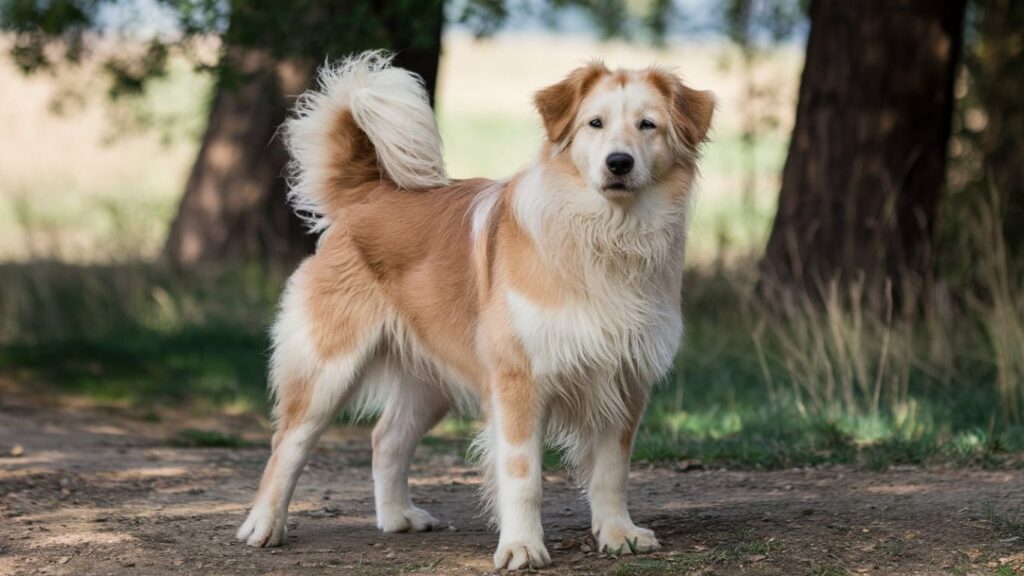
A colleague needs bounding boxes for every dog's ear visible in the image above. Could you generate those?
[670,84,716,150]
[534,62,608,143]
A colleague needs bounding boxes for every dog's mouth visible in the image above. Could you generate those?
[600,181,636,199]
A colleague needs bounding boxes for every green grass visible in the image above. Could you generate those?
[983,502,1024,544]
[170,428,246,448]
[2,257,1023,471]
[0,262,281,410]
[612,558,675,576]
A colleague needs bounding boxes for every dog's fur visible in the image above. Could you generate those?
[236,51,714,570]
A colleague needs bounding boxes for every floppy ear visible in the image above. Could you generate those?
[533,62,608,143]
[671,84,716,149]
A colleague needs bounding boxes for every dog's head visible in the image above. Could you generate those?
[534,63,715,202]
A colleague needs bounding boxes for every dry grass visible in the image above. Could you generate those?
[0,40,206,261]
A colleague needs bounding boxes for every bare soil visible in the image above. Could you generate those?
[1,384,1022,576]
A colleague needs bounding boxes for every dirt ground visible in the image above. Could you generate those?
[1,385,1023,576]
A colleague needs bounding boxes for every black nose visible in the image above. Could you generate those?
[605,153,634,175]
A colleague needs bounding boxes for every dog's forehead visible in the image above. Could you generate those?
[580,71,666,113]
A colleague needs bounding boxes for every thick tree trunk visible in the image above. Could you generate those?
[760,0,967,296]
[162,2,445,267]
[971,0,1024,257]
[161,48,314,266]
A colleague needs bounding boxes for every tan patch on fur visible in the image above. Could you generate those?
[256,443,282,507]
[477,277,540,445]
[645,70,715,148]
[322,110,383,213]
[304,228,387,359]
[505,454,530,478]
[345,179,498,387]
[494,365,536,445]
[534,62,610,142]
[496,198,572,308]
[278,375,313,431]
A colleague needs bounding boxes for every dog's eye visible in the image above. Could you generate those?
[639,119,657,130]
[589,118,603,129]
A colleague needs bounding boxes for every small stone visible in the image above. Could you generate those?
[9,445,23,457]
[57,556,70,565]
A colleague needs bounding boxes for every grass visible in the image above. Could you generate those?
[609,531,776,574]
[983,502,1024,544]
[2,253,1023,471]
[170,428,246,448]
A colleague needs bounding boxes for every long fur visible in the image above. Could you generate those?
[240,53,715,569]
[284,51,449,233]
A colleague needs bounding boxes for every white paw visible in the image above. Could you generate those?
[493,540,551,570]
[594,522,660,556]
[377,506,438,533]
[237,505,286,547]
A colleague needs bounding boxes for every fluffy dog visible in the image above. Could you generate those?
[236,51,714,570]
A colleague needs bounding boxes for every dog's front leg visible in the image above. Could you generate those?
[586,403,660,555]
[490,368,550,570]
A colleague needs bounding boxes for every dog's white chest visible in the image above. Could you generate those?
[506,287,682,382]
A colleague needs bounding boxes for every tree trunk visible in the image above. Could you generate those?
[162,2,445,268]
[971,0,1024,257]
[760,0,967,297]
[161,48,315,266]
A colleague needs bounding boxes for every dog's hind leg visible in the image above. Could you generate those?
[371,366,450,532]
[238,255,385,547]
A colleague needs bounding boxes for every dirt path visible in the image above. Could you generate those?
[1,387,1022,576]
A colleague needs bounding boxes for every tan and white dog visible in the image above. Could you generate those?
[236,51,714,570]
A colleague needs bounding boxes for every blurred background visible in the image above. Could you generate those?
[1,0,1022,469]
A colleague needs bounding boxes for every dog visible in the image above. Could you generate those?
[236,51,714,570]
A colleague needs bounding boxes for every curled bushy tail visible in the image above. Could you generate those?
[284,51,449,232]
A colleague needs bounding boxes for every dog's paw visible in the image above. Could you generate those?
[594,522,660,556]
[377,506,438,533]
[493,540,551,570]
[237,505,286,547]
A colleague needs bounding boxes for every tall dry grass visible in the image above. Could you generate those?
[748,193,1024,429]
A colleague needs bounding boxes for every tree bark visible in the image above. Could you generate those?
[162,2,445,268]
[161,48,315,266]
[760,0,967,297]
[971,0,1024,257]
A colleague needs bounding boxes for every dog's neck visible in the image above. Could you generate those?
[509,162,690,292]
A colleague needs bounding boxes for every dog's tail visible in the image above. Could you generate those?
[284,51,449,232]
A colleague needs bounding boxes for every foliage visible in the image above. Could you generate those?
[946,0,1024,263]
[0,0,445,101]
